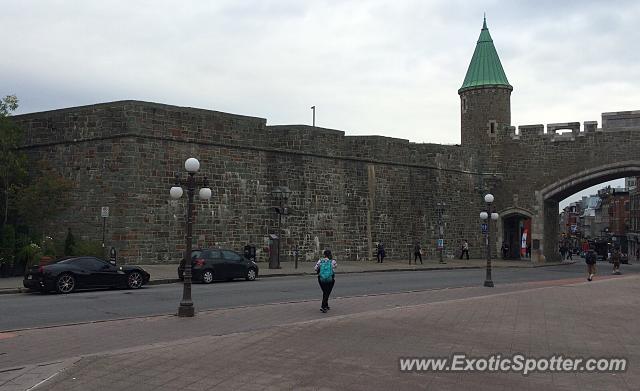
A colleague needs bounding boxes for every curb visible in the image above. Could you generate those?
[0,261,575,295]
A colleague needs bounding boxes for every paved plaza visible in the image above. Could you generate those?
[1,270,637,390]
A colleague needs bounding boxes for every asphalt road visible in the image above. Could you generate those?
[1,261,637,331]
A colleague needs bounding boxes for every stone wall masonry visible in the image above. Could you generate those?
[13,100,495,264]
[602,110,640,130]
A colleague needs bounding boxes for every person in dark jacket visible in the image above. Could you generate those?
[585,249,597,281]
[376,242,386,263]
[413,242,423,265]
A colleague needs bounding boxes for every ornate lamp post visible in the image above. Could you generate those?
[170,158,212,317]
[480,193,499,287]
[271,186,291,269]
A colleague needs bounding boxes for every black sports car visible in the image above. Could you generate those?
[23,256,150,293]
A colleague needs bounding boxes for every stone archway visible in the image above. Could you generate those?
[496,207,534,261]
[533,161,640,263]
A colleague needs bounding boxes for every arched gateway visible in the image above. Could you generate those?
[460,18,640,263]
[10,18,640,264]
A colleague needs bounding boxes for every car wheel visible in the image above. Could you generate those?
[246,268,257,281]
[127,271,144,289]
[56,273,76,294]
[202,269,214,284]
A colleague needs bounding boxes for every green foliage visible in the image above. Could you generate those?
[0,95,75,271]
[15,161,73,233]
[0,224,16,267]
[64,229,76,256]
[72,239,104,258]
[0,95,18,117]
[41,235,62,257]
[16,242,41,273]
[0,95,28,226]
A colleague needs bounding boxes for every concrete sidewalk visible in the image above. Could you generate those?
[2,271,637,390]
[0,258,572,294]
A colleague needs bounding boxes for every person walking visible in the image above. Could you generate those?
[585,248,597,281]
[501,241,509,259]
[611,247,621,275]
[315,249,337,313]
[376,242,386,263]
[459,240,469,260]
[413,242,423,265]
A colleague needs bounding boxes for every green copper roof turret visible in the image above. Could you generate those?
[458,17,512,94]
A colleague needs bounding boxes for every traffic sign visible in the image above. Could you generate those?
[481,223,488,234]
[101,206,110,218]
[437,239,444,249]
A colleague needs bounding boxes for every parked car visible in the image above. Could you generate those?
[23,256,150,294]
[178,248,259,283]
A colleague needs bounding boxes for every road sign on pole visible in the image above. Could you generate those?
[101,207,109,250]
[481,223,488,234]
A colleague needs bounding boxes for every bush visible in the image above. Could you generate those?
[0,225,16,276]
[71,240,104,258]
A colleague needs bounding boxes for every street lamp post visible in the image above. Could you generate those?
[271,186,291,269]
[437,202,446,264]
[170,158,212,317]
[480,193,499,287]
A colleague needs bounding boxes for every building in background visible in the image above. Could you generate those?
[580,196,601,239]
[627,177,640,262]
[597,186,629,253]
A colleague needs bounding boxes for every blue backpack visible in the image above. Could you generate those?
[318,259,334,282]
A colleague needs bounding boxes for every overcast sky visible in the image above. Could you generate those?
[2,1,637,204]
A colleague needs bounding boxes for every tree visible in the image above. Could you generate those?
[0,95,27,225]
[15,161,73,232]
[0,95,18,116]
[64,228,75,256]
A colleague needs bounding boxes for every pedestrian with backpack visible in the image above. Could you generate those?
[315,249,337,313]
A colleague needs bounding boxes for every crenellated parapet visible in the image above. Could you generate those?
[505,110,640,145]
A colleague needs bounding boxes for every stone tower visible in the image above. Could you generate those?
[459,17,512,148]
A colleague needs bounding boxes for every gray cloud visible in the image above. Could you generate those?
[2,0,639,146]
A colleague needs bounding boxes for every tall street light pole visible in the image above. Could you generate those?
[271,186,291,269]
[480,193,499,287]
[170,158,212,317]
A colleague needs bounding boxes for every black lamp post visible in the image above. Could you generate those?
[480,193,499,287]
[170,158,212,317]
[271,186,291,269]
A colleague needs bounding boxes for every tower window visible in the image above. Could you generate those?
[462,97,467,113]
[490,121,496,134]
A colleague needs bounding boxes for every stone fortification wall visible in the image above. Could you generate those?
[14,101,491,264]
[491,111,640,260]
